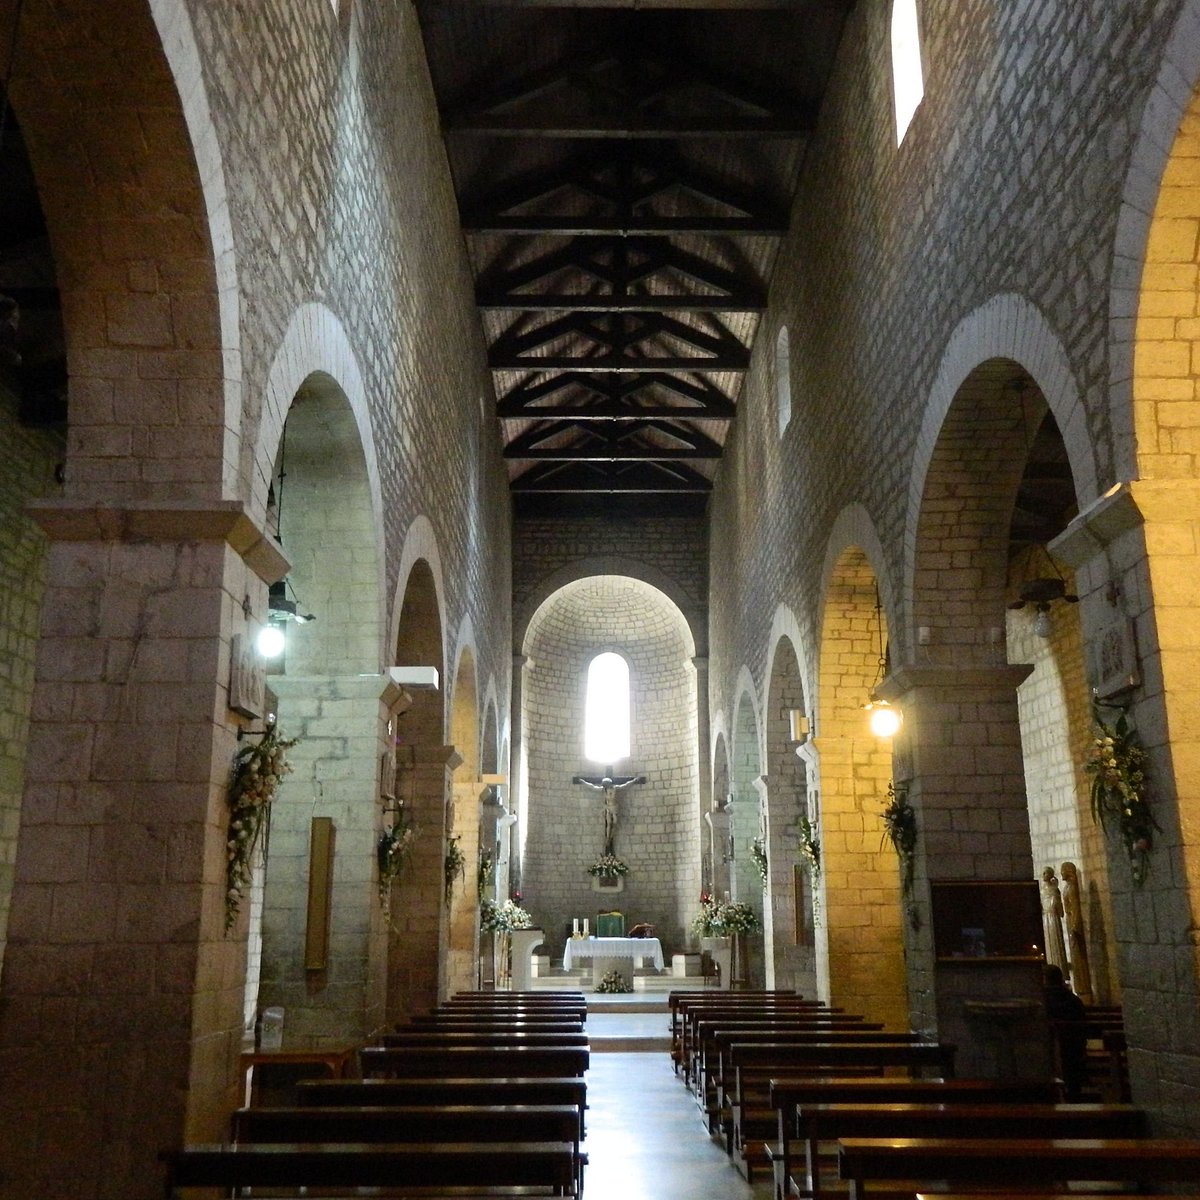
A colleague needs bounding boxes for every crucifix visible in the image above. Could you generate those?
[572,766,646,855]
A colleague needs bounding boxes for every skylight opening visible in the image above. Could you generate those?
[584,651,631,763]
[776,326,792,437]
[891,0,925,146]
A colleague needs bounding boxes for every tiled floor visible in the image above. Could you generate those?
[584,1002,771,1200]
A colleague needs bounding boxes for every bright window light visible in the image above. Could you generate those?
[891,0,925,145]
[584,652,630,763]
[775,326,792,437]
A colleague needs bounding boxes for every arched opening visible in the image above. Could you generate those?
[775,326,792,437]
[388,556,447,1021]
[584,651,632,763]
[708,731,732,901]
[731,689,765,985]
[256,373,384,1043]
[816,551,907,1026]
[764,636,817,994]
[891,0,925,145]
[520,575,700,975]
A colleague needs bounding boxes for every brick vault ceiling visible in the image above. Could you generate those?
[414,0,855,518]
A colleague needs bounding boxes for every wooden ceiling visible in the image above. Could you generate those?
[415,0,855,516]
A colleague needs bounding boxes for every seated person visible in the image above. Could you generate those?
[1044,962,1086,1099]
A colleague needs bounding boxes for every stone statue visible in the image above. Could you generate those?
[1060,861,1093,1003]
[572,769,646,854]
[1040,866,1068,972]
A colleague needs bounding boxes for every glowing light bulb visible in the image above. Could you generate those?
[256,623,286,659]
[866,700,902,738]
[1033,608,1053,639]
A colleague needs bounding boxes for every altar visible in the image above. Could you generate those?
[562,935,665,989]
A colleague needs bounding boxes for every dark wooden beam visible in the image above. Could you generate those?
[488,353,748,372]
[511,460,713,493]
[445,114,811,138]
[463,214,786,236]
[477,291,766,312]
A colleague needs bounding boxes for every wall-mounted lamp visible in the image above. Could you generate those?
[255,578,316,659]
[1007,559,1078,641]
[864,586,902,738]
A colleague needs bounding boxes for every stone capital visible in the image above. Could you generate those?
[877,663,1034,701]
[26,497,289,583]
[1050,480,1143,567]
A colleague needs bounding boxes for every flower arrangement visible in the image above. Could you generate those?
[881,781,917,897]
[719,901,760,935]
[444,834,465,901]
[225,724,296,932]
[596,968,631,994]
[587,853,629,878]
[1086,705,1155,886]
[480,897,535,932]
[691,893,760,937]
[750,837,768,890]
[377,808,417,906]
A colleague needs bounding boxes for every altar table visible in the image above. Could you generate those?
[563,936,664,988]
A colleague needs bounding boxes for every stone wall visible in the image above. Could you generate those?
[0,387,62,970]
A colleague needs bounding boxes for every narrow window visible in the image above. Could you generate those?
[775,326,792,437]
[584,652,630,763]
[891,0,925,145]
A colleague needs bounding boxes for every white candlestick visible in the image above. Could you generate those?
[572,918,580,936]
[582,919,590,937]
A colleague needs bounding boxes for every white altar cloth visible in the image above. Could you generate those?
[563,936,664,971]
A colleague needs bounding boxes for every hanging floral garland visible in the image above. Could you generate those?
[444,834,466,901]
[750,837,769,890]
[1086,705,1155,887]
[377,808,417,906]
[225,724,297,933]
[881,781,917,897]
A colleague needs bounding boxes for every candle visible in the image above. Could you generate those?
[572,918,580,937]
[582,919,590,937]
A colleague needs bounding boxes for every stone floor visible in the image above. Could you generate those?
[583,999,771,1200]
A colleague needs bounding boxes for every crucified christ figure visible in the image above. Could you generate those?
[572,768,646,855]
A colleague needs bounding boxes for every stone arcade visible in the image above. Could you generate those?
[1,1,1200,1196]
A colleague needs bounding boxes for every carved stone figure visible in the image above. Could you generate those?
[1040,866,1068,972]
[1060,861,1093,1004]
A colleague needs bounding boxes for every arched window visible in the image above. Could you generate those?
[775,326,792,436]
[584,652,631,763]
[891,0,925,145]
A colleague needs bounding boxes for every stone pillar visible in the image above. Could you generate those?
[509,653,529,889]
[878,664,1046,1077]
[703,799,731,906]
[385,744,461,1021]
[257,673,404,1047]
[445,777,485,997]
[0,500,284,1199]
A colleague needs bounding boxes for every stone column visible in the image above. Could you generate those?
[385,743,461,1021]
[877,664,1047,1078]
[0,500,284,1198]
[257,673,405,1047]
[509,653,529,889]
[445,777,485,997]
[703,799,731,905]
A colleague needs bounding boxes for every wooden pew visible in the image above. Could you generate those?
[671,993,813,1053]
[297,1076,588,1136]
[164,1141,578,1197]
[719,1040,956,1178]
[230,1103,587,1196]
[411,1014,584,1030]
[359,1043,589,1079]
[837,1136,1200,1200]
[792,1103,1145,1200]
[669,990,799,1044]
[765,1077,1059,1200]
[690,1017,878,1089]
[380,1030,590,1048]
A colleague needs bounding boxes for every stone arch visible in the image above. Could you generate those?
[765,603,815,718]
[254,368,384,1052]
[815,545,908,1027]
[5,0,230,504]
[730,678,765,985]
[707,728,732,900]
[905,295,1098,654]
[1110,0,1200,481]
[481,682,501,777]
[388,552,449,1022]
[764,633,816,993]
[256,305,384,597]
[514,555,703,657]
[520,575,701,963]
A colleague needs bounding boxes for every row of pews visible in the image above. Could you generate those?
[165,990,589,1198]
[668,988,1200,1200]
